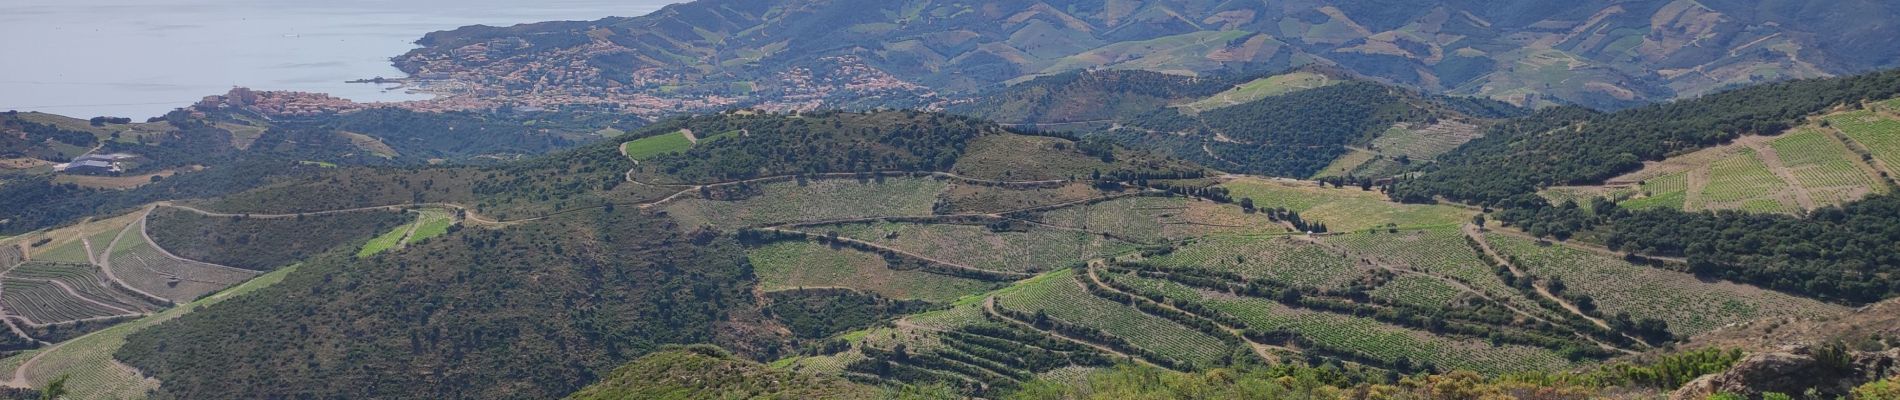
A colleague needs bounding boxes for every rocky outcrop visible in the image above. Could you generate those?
[1672,348,1900,400]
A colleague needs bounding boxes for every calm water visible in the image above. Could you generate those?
[0,0,680,119]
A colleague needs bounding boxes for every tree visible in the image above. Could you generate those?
[40,375,68,400]
[1472,214,1486,229]
[1239,198,1255,212]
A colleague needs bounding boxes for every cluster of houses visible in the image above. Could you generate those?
[53,153,135,175]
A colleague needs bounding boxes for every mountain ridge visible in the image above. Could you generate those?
[385,0,1900,113]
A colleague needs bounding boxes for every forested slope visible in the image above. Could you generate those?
[117,207,774,399]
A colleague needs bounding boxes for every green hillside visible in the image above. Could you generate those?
[9,68,1900,400]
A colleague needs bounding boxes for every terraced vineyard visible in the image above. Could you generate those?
[356,221,413,258]
[1770,128,1889,204]
[1321,229,1560,319]
[777,295,1116,394]
[407,209,455,244]
[1141,236,1362,289]
[1108,272,1575,374]
[0,279,133,324]
[936,182,1108,214]
[0,263,297,399]
[748,241,998,303]
[1697,149,1795,213]
[824,222,1139,274]
[0,245,21,270]
[1367,274,1463,308]
[357,208,458,258]
[1485,233,1846,337]
[663,178,947,230]
[1218,178,1472,232]
[29,241,92,265]
[1030,196,1286,243]
[1622,171,1689,210]
[107,219,257,303]
[1030,196,1182,243]
[994,270,1232,368]
[1829,110,1900,172]
[4,262,160,314]
[1577,111,1897,214]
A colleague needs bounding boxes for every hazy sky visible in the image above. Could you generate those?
[0,0,683,118]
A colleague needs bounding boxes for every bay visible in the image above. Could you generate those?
[0,0,678,119]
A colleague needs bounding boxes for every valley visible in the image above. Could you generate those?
[3,1,1900,398]
[0,105,1886,398]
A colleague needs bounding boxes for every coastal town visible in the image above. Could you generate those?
[199,42,942,119]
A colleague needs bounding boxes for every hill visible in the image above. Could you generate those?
[390,0,1900,112]
[0,106,645,236]
[622,110,1203,185]
[115,206,773,399]
[1383,69,1900,305]
[4,85,1900,399]
[19,110,1183,398]
[953,68,1521,178]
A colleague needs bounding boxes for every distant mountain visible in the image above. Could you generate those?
[395,0,1900,111]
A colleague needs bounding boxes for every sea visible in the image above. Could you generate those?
[0,0,680,119]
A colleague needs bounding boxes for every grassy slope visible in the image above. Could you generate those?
[356,215,418,258]
[1032,196,1288,244]
[621,130,695,161]
[826,221,1140,274]
[1177,71,1336,114]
